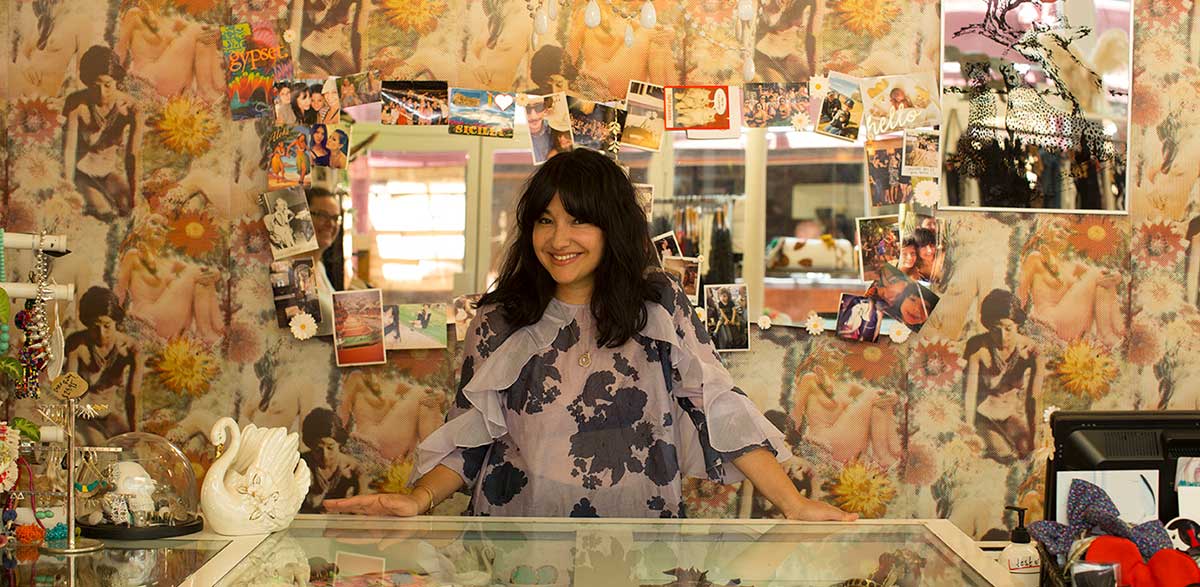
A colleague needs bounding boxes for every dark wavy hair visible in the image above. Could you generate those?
[480,149,658,347]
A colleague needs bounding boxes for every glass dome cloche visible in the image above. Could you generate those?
[77,431,203,539]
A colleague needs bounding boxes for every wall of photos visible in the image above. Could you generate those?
[1,0,1196,539]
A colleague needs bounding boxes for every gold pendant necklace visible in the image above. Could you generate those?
[577,315,593,368]
[578,352,591,368]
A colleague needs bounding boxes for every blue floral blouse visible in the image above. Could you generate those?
[415,275,788,517]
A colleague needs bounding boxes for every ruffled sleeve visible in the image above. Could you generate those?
[640,274,789,485]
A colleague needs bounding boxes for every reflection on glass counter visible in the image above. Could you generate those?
[217,516,1010,587]
[5,538,228,587]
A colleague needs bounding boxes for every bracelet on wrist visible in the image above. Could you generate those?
[412,485,435,514]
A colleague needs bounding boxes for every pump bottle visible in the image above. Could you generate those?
[1002,505,1042,587]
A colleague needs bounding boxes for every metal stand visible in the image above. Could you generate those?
[39,397,102,555]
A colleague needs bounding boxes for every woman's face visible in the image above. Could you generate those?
[532,195,605,299]
[313,125,326,143]
[384,310,396,327]
[93,75,118,107]
[277,87,291,106]
[919,243,937,263]
[898,245,917,271]
[556,133,571,149]
[988,318,1020,351]
[275,198,288,212]
[327,131,342,152]
[900,294,927,325]
[89,316,118,347]
[314,437,340,466]
[296,90,312,111]
[719,290,731,303]
[311,91,326,111]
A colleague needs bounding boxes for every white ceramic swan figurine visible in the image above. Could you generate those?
[200,417,311,536]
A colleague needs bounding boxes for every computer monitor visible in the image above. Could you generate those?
[1045,410,1200,523]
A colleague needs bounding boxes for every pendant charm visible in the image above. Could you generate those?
[578,352,591,368]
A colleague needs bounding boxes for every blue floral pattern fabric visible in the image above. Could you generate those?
[418,274,788,517]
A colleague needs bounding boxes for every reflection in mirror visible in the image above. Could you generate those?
[941,0,1131,211]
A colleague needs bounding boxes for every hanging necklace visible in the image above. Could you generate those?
[577,313,594,368]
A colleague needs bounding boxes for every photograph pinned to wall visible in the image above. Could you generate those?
[220,23,286,121]
[293,77,341,125]
[859,73,939,139]
[566,96,627,157]
[704,284,750,352]
[836,293,883,342]
[898,204,947,287]
[381,80,448,126]
[448,89,516,138]
[259,186,319,260]
[866,263,940,333]
[621,80,666,152]
[634,183,655,221]
[664,85,731,131]
[314,124,350,169]
[266,125,314,190]
[662,256,701,304]
[337,70,381,108]
[856,215,901,282]
[902,128,941,178]
[652,231,682,262]
[742,82,810,128]
[865,134,911,207]
[332,290,387,367]
[384,303,449,351]
[451,294,483,342]
[688,86,742,140]
[815,72,864,141]
[270,257,322,328]
[525,92,573,164]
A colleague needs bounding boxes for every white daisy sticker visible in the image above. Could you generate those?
[289,312,317,341]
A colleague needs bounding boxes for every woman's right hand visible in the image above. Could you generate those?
[323,493,422,517]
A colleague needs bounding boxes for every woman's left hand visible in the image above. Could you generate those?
[784,497,859,522]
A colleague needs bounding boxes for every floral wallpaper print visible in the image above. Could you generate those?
[1,0,1199,538]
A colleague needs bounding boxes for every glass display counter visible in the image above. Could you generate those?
[1,517,1014,586]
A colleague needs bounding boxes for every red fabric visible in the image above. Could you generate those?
[1148,549,1200,587]
[1083,535,1200,587]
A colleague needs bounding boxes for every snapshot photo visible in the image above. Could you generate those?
[743,82,810,128]
[525,92,573,164]
[566,96,626,157]
[384,303,448,351]
[704,284,750,352]
[337,70,382,108]
[665,85,731,131]
[858,73,940,139]
[259,186,318,260]
[313,123,350,169]
[269,257,322,328]
[902,128,941,177]
[816,72,863,141]
[836,293,883,342]
[652,231,682,262]
[332,289,386,367]
[448,88,516,138]
[451,294,483,342]
[621,80,666,152]
[634,183,655,222]
[866,263,940,332]
[866,134,912,207]
[856,215,901,282]
[898,205,947,287]
[662,256,701,304]
[381,80,448,125]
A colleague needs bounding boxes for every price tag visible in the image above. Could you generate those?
[51,373,89,400]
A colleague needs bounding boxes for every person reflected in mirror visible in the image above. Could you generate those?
[300,407,367,513]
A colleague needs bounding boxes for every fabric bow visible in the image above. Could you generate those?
[1029,479,1173,560]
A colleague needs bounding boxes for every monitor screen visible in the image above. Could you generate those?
[1046,410,1200,523]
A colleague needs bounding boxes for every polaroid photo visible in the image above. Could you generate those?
[334,551,386,581]
[292,77,341,125]
[383,303,448,351]
[687,85,742,140]
[449,88,516,138]
[269,256,322,328]
[311,123,349,169]
[259,187,318,260]
[526,92,574,164]
[665,85,731,131]
[898,204,947,288]
[902,127,941,177]
[634,183,655,222]
[337,70,381,108]
[266,125,314,191]
[865,134,912,208]
[859,73,940,139]
[704,284,751,352]
[662,256,701,304]
[566,96,627,157]
[452,293,483,341]
[855,215,901,282]
[742,82,810,128]
[652,231,682,262]
[815,72,864,142]
[621,80,666,152]
[332,289,387,367]
[867,263,940,333]
[220,23,282,121]
[836,293,883,342]
[381,80,449,126]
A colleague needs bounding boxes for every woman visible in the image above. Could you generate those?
[309,124,331,167]
[964,289,1046,464]
[66,286,144,443]
[63,45,143,220]
[790,367,902,468]
[274,82,296,124]
[710,288,746,350]
[291,83,316,125]
[327,128,349,169]
[325,149,855,521]
[383,306,401,347]
[300,407,368,513]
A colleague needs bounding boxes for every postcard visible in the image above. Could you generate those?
[311,123,350,169]
[337,70,382,108]
[743,82,810,128]
[381,80,448,126]
[634,183,655,222]
[688,86,743,140]
[269,256,322,328]
[526,92,573,164]
[621,80,666,152]
[266,125,315,190]
[856,214,901,283]
[859,73,940,139]
[705,284,750,352]
[384,303,448,350]
[902,127,941,177]
[866,134,912,207]
[665,85,731,131]
[332,289,387,367]
[836,293,883,342]
[451,293,483,342]
[866,263,940,333]
[662,256,701,304]
[566,96,626,157]
[259,187,319,260]
[221,23,286,121]
[815,72,863,142]
[449,88,516,138]
[652,231,681,262]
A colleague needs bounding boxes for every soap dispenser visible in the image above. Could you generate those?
[1002,505,1042,587]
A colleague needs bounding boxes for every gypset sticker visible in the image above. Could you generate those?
[449,89,516,138]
